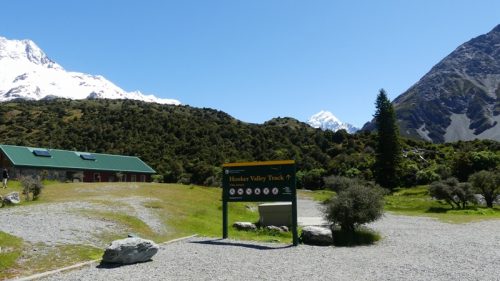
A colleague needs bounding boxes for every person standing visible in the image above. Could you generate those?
[2,168,9,188]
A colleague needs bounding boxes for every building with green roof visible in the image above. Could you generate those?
[0,144,155,182]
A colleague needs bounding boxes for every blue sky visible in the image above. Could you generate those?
[1,1,499,127]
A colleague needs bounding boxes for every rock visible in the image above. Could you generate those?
[245,205,257,212]
[300,226,333,246]
[5,192,20,204]
[102,237,159,264]
[265,225,283,232]
[232,222,257,231]
[264,225,289,232]
[474,194,486,206]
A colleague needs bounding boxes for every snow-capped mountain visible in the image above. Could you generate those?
[308,110,358,133]
[0,36,180,104]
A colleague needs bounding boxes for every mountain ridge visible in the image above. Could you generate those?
[364,24,500,143]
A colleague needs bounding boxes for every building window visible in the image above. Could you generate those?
[122,174,127,182]
[131,175,136,182]
[140,175,146,182]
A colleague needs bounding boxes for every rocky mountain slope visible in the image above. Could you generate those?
[308,110,358,133]
[387,24,500,143]
[0,36,179,104]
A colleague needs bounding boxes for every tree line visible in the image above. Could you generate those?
[0,98,498,189]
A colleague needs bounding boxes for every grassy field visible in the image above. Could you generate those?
[0,181,290,279]
[299,186,500,223]
[298,189,335,202]
[385,186,500,223]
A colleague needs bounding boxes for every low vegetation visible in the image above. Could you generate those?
[469,170,500,208]
[19,176,44,201]
[323,180,385,246]
[324,184,385,233]
[0,231,23,275]
[385,186,500,223]
[331,227,381,247]
[429,178,475,209]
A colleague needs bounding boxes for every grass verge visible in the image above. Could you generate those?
[385,186,500,223]
[303,186,500,223]
[298,189,335,202]
[0,231,23,279]
[331,227,381,247]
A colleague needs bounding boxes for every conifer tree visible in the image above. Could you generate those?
[373,89,402,190]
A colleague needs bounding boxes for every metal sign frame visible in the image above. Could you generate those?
[222,160,298,246]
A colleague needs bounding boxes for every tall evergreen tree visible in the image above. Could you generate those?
[374,89,402,189]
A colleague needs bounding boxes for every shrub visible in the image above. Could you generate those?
[203,176,220,187]
[469,170,500,208]
[344,168,361,178]
[416,169,440,185]
[19,176,44,201]
[429,178,475,209]
[301,168,326,190]
[323,176,363,193]
[453,151,500,181]
[151,174,164,183]
[324,183,385,233]
[400,163,419,187]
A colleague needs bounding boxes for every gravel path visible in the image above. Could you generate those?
[0,197,165,247]
[39,214,500,281]
[297,198,323,217]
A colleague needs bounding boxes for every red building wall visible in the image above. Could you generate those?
[83,171,151,182]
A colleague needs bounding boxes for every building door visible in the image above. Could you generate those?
[94,173,100,182]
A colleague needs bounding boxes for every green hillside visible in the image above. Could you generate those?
[0,99,498,187]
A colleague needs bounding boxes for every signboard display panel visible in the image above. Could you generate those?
[222,160,298,246]
[222,160,295,202]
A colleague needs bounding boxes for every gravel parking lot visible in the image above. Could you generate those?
[39,214,500,281]
[0,197,164,247]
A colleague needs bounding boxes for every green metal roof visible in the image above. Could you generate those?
[0,145,155,174]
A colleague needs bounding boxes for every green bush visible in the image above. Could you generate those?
[429,178,475,209]
[324,183,385,233]
[469,170,500,208]
[453,151,500,181]
[416,169,440,185]
[19,176,44,201]
[301,168,326,190]
[151,174,164,183]
[323,176,363,193]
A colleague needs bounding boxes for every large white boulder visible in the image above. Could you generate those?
[5,192,20,204]
[300,226,333,246]
[102,237,159,264]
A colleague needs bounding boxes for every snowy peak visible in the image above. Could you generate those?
[308,110,358,133]
[0,36,61,69]
[0,36,180,105]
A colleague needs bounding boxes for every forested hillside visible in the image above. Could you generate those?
[0,99,498,187]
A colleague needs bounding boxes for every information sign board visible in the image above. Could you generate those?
[222,160,298,246]
[223,161,295,202]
